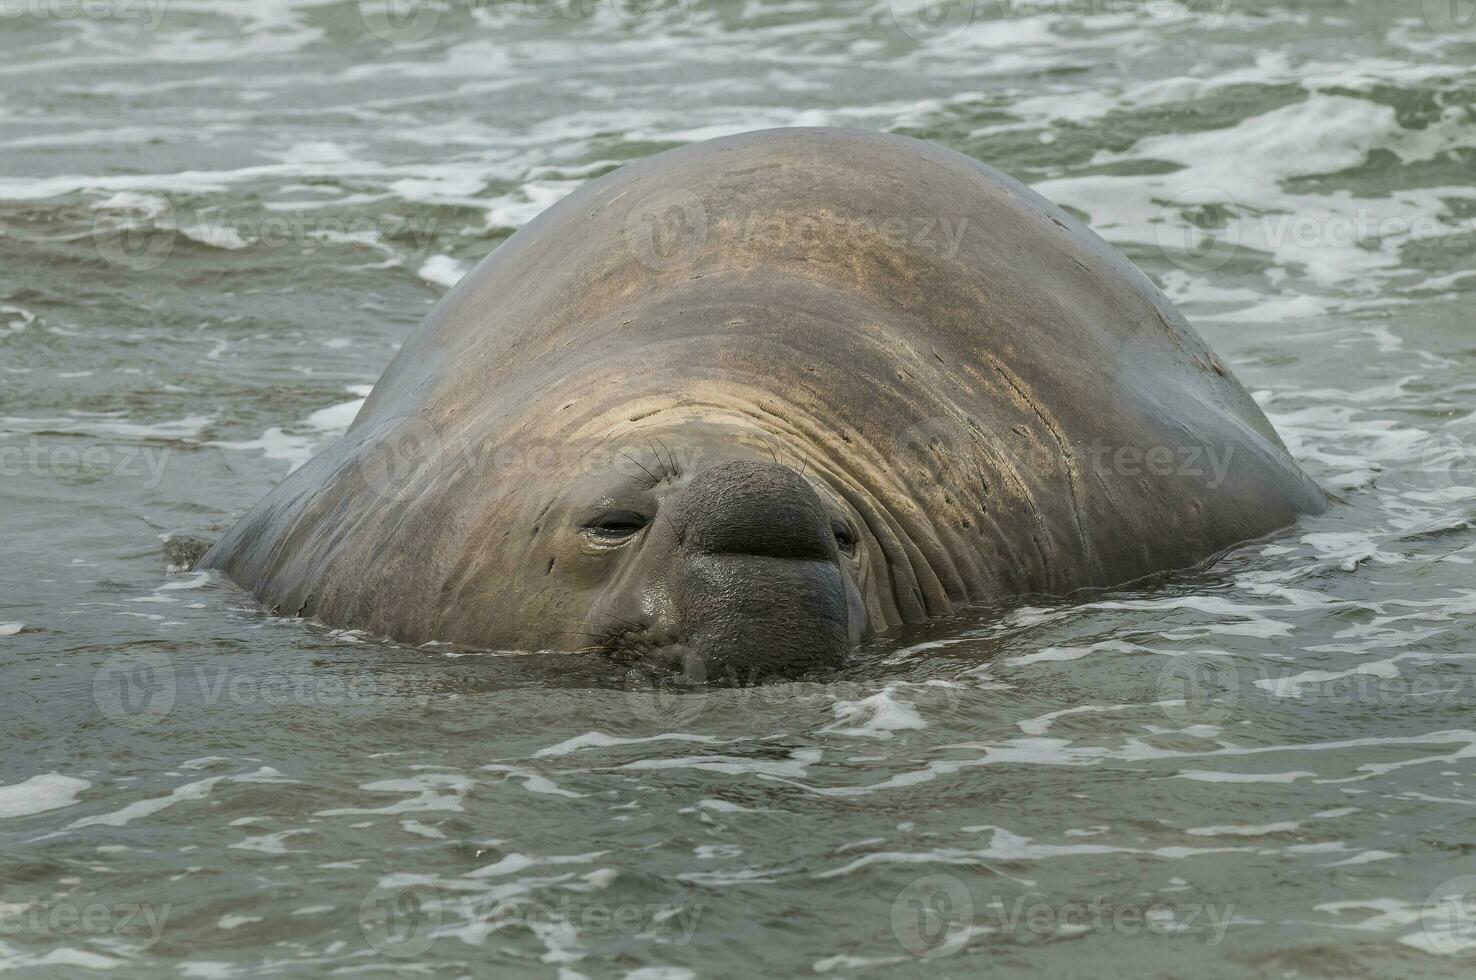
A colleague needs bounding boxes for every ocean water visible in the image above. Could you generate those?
[2,0,1475,975]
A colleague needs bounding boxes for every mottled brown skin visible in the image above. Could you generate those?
[202,128,1325,679]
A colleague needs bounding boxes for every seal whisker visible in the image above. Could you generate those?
[655,438,680,480]
[619,451,661,489]
[646,440,673,484]
[582,609,647,634]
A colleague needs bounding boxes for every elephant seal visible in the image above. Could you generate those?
[202,128,1325,680]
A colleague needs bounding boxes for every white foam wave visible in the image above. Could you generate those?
[0,774,91,820]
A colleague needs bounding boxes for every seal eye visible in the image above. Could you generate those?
[584,510,649,542]
[831,519,856,555]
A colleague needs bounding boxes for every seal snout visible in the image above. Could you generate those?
[674,460,838,562]
[662,459,855,681]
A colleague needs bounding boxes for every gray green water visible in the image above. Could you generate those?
[2,0,1476,976]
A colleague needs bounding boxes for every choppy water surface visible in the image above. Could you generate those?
[3,0,1475,975]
